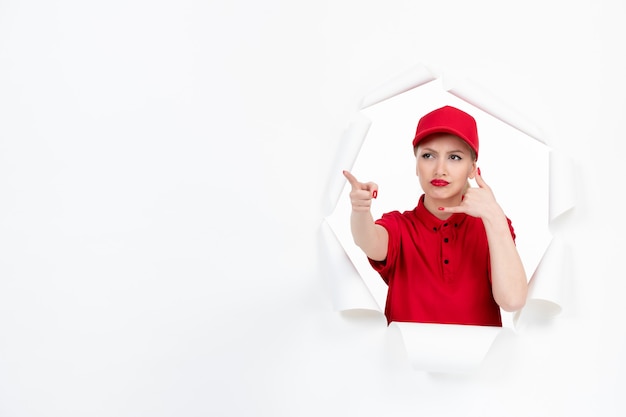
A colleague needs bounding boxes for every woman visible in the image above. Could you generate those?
[342,105,527,326]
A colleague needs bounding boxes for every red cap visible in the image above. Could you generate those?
[412,105,479,159]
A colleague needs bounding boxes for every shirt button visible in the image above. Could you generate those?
[444,259,449,264]
[443,238,449,243]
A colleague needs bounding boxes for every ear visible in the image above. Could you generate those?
[468,161,477,179]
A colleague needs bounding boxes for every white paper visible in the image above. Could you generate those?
[514,236,570,328]
[392,322,502,373]
[549,150,576,222]
[360,63,437,109]
[444,75,546,144]
[323,113,372,216]
[319,219,381,313]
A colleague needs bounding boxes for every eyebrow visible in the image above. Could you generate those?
[421,147,467,154]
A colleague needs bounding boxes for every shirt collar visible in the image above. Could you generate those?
[415,194,467,232]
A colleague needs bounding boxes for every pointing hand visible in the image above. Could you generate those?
[343,170,378,212]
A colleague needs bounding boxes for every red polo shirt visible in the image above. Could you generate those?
[369,195,515,327]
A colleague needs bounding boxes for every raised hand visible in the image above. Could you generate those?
[438,168,503,219]
[342,170,378,212]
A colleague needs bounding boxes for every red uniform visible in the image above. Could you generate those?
[369,195,515,327]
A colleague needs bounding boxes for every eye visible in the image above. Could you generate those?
[449,154,462,161]
[421,153,433,159]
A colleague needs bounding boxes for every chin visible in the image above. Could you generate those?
[427,187,461,200]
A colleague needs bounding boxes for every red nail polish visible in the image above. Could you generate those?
[372,190,378,199]
[438,207,444,211]
[477,167,481,175]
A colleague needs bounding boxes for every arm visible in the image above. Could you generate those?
[480,206,528,312]
[342,171,389,262]
[439,169,528,312]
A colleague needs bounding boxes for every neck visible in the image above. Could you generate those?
[423,195,462,220]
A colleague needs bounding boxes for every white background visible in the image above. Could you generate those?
[0,1,624,416]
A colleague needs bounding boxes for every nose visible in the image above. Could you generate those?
[434,158,447,176]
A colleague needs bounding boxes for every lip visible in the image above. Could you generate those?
[430,179,450,187]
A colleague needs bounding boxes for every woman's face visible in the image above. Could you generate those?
[415,133,477,202]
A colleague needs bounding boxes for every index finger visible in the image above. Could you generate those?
[342,170,360,189]
[474,167,490,189]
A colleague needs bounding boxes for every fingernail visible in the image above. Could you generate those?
[438,207,444,211]
[372,190,378,199]
[477,167,481,175]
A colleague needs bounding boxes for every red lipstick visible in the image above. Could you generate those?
[430,179,449,187]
